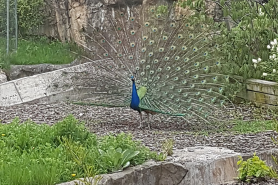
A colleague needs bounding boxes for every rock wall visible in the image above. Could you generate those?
[35,0,222,42]
[35,0,163,42]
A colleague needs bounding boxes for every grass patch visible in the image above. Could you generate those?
[0,36,81,69]
[230,120,275,134]
[0,115,159,185]
[185,120,277,136]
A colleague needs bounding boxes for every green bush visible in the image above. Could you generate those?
[237,153,278,182]
[0,0,45,36]
[179,0,278,80]
[0,116,159,185]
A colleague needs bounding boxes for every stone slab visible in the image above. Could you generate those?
[246,79,278,96]
[238,89,278,106]
[0,82,22,106]
[0,59,106,107]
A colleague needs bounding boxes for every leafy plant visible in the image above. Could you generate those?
[237,153,278,182]
[98,133,158,168]
[98,146,140,172]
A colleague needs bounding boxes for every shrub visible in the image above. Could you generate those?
[180,0,278,80]
[253,38,278,82]
[237,153,278,182]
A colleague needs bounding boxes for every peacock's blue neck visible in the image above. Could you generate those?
[130,80,140,112]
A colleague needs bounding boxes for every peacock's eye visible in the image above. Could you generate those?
[163,36,168,40]
[170,23,175,27]
[130,30,136,35]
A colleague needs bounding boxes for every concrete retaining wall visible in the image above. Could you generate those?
[0,60,106,106]
[238,79,278,108]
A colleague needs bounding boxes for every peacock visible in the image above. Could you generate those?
[53,1,238,128]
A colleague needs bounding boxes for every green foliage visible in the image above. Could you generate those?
[231,120,275,134]
[98,146,140,172]
[97,133,158,171]
[216,0,278,80]
[53,115,93,146]
[0,0,45,35]
[17,0,45,34]
[254,38,278,82]
[180,0,278,80]
[0,116,159,185]
[237,153,278,182]
[156,138,174,161]
[0,36,80,69]
[62,136,102,185]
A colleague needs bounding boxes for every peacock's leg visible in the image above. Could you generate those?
[147,112,151,129]
[139,112,143,128]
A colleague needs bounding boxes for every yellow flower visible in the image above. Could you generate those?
[71,174,76,177]
[2,134,5,136]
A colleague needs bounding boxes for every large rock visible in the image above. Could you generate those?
[58,161,188,185]
[57,147,278,185]
[8,59,83,80]
[0,69,7,83]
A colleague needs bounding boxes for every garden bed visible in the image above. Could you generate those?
[1,102,278,184]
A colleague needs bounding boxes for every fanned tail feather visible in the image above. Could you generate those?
[49,2,240,124]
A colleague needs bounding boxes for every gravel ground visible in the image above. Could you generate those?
[1,102,278,184]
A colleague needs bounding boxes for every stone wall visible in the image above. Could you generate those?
[34,0,222,43]
[35,0,159,42]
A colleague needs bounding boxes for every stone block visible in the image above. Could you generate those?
[57,161,187,185]
[0,69,7,84]
[0,60,105,107]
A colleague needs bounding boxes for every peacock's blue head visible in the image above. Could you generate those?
[131,76,135,81]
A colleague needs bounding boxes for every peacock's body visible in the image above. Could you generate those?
[55,1,238,128]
